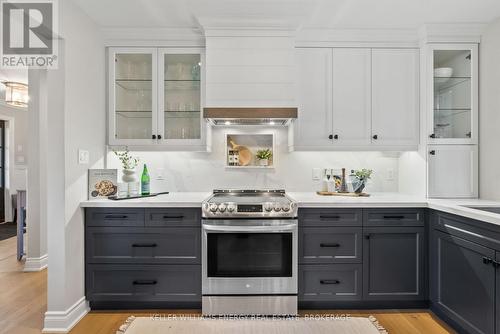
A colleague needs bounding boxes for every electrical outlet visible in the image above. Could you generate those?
[312,168,321,180]
[387,168,395,181]
[78,149,89,165]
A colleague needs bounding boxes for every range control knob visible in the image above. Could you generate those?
[209,203,218,213]
[282,204,290,212]
[227,203,236,212]
[218,203,227,212]
[273,203,282,212]
[264,203,274,212]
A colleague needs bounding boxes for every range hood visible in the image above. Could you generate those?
[203,107,298,126]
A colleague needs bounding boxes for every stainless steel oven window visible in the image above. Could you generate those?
[207,232,293,278]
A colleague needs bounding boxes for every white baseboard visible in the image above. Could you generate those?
[23,253,48,272]
[42,297,90,333]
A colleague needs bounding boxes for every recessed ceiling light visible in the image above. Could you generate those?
[225,121,231,125]
[269,121,275,125]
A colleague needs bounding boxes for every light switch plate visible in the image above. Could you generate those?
[312,168,321,180]
[78,149,89,165]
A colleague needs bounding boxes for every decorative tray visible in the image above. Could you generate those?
[316,191,370,197]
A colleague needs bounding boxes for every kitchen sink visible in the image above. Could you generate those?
[462,206,500,214]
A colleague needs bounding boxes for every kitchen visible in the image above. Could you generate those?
[5,0,500,333]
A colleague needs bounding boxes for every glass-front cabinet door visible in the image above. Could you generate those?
[109,48,157,145]
[158,49,204,145]
[429,44,478,144]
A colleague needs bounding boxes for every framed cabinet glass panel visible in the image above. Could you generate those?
[429,44,478,144]
[109,48,157,145]
[158,49,204,144]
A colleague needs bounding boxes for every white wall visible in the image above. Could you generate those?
[107,127,401,193]
[479,17,500,200]
[44,0,106,331]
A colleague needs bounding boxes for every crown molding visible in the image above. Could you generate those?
[419,23,486,44]
[295,28,420,47]
[101,27,205,47]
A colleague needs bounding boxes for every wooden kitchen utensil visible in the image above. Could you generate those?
[229,138,252,166]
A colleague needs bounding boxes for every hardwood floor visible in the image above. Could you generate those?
[0,236,455,334]
[0,236,47,334]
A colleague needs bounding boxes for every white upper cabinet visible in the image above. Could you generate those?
[331,48,372,146]
[158,48,205,146]
[109,48,158,146]
[295,48,333,147]
[371,49,419,147]
[108,47,206,149]
[293,47,419,150]
[428,44,478,145]
[428,145,478,198]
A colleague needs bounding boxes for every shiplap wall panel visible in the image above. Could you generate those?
[205,36,296,107]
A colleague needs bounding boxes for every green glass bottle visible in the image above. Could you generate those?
[141,164,150,195]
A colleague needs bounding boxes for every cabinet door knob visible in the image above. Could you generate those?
[372,135,378,140]
[429,133,436,138]
[364,234,370,240]
[483,257,493,265]
[333,134,339,140]
[152,134,157,139]
[328,134,333,140]
[157,135,162,140]
[429,150,436,155]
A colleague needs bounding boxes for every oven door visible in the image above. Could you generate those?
[202,219,298,295]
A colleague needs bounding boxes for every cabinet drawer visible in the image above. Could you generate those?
[299,227,362,264]
[431,210,500,251]
[299,264,362,301]
[86,264,201,302]
[299,209,362,227]
[145,208,201,227]
[363,208,424,227]
[86,208,145,227]
[86,227,201,264]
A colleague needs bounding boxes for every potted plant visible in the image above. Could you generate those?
[256,148,273,166]
[352,169,373,193]
[113,148,140,195]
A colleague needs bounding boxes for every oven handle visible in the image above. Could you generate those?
[202,224,297,233]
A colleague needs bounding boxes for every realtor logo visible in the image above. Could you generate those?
[1,0,58,68]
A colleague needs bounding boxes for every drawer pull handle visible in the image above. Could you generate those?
[104,215,128,219]
[383,215,405,220]
[320,243,340,248]
[163,215,184,219]
[132,243,157,248]
[319,215,341,220]
[483,257,493,265]
[320,280,340,285]
[493,261,500,268]
[133,280,157,285]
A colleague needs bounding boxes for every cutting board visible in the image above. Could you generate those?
[229,138,252,166]
[316,191,370,197]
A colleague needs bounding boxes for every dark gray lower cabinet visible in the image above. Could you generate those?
[86,227,201,264]
[299,264,362,301]
[85,207,202,308]
[431,230,496,334]
[497,251,500,334]
[299,227,362,264]
[363,226,426,301]
[86,264,201,302]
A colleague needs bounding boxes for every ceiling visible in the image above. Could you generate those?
[72,0,500,30]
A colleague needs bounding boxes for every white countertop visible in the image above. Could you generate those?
[80,192,500,228]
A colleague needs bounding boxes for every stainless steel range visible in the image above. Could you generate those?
[201,189,298,316]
